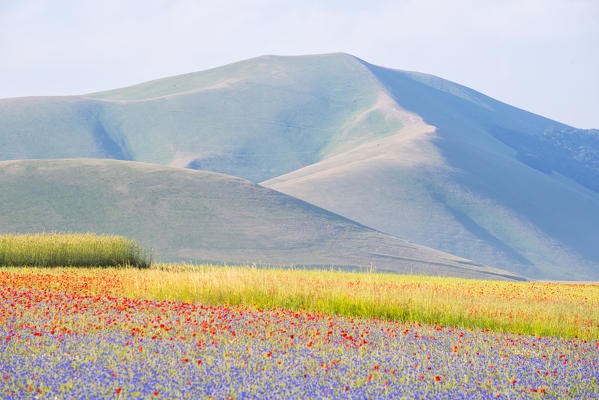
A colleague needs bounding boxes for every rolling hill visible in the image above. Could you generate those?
[0,158,520,280]
[0,53,597,280]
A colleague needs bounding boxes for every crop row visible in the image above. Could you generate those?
[0,233,151,268]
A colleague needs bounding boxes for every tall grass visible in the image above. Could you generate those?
[0,233,151,268]
[116,264,598,339]
[4,263,598,338]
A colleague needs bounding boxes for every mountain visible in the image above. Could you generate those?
[0,53,597,280]
[263,58,599,280]
[0,54,396,182]
[0,159,521,280]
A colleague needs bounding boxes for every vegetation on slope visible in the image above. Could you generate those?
[0,233,150,268]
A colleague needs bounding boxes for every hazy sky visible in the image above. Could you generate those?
[1,0,598,128]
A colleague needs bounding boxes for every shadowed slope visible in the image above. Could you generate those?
[263,57,599,280]
[0,159,520,280]
[0,96,132,161]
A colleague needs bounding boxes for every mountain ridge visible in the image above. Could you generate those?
[264,55,599,280]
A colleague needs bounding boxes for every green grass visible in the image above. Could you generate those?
[0,233,151,268]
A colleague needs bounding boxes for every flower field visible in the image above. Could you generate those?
[1,269,599,399]
[46,264,599,339]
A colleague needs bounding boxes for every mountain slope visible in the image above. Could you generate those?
[0,159,519,280]
[263,57,599,280]
[1,54,402,182]
[1,53,597,279]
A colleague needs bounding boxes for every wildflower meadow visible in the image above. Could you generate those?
[1,267,598,399]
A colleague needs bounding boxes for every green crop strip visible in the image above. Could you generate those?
[0,233,151,268]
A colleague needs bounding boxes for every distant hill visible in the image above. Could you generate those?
[0,53,597,280]
[0,159,520,280]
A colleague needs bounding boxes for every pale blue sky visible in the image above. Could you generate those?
[1,0,597,128]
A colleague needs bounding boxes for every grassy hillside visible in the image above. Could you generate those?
[263,56,599,280]
[0,159,518,280]
[0,96,129,161]
[1,53,597,279]
[0,54,402,182]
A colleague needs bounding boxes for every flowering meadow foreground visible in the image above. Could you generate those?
[1,269,598,399]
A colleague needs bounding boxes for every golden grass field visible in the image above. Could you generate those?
[5,263,598,339]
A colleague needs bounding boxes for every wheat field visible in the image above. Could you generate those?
[0,233,151,268]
